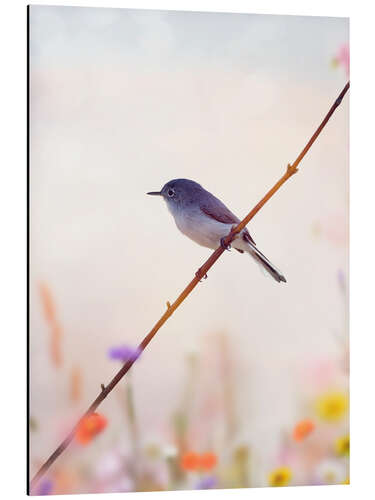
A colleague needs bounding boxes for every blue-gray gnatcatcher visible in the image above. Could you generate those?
[147,178,286,283]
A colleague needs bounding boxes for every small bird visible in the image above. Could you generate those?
[147,179,286,283]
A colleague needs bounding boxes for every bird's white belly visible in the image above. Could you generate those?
[173,211,232,249]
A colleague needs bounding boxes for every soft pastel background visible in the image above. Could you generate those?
[29,6,349,494]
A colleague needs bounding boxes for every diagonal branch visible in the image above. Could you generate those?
[30,81,349,491]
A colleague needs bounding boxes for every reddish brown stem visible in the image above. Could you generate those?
[30,81,349,492]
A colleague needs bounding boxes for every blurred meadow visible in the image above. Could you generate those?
[29,6,349,494]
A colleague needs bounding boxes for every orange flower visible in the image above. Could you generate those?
[293,419,315,442]
[70,365,82,403]
[39,282,63,367]
[180,451,218,471]
[39,282,56,323]
[199,452,217,471]
[75,413,107,445]
[50,323,63,367]
[180,451,200,471]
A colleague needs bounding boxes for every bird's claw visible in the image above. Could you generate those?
[220,237,231,251]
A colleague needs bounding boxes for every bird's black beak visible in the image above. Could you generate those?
[147,191,162,196]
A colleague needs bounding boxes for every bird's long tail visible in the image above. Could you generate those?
[247,241,286,283]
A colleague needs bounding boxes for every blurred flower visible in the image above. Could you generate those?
[199,452,218,471]
[305,358,336,389]
[108,344,142,363]
[293,419,315,442]
[92,450,137,493]
[162,444,178,460]
[315,459,346,485]
[39,282,63,367]
[180,451,200,471]
[233,445,249,462]
[195,475,218,489]
[276,436,298,465]
[144,442,162,460]
[173,411,188,437]
[311,214,348,247]
[53,467,80,495]
[268,466,292,487]
[39,281,56,323]
[335,435,350,456]
[75,413,108,445]
[332,44,350,76]
[232,445,251,488]
[29,416,38,432]
[111,477,134,493]
[70,365,82,403]
[179,451,217,472]
[94,450,125,480]
[36,478,54,495]
[142,438,178,461]
[315,391,348,421]
[337,269,346,295]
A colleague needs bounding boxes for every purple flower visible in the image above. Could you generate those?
[108,345,142,363]
[337,269,346,294]
[36,479,53,495]
[195,475,218,490]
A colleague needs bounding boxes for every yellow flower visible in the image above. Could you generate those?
[268,466,292,487]
[315,391,348,421]
[335,435,350,456]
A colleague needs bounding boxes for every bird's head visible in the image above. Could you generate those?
[147,179,203,209]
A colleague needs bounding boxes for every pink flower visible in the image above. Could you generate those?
[333,44,349,76]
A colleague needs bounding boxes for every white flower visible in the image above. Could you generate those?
[315,459,347,485]
[95,451,123,480]
[162,444,178,459]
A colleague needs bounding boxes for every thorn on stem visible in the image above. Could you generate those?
[166,301,171,309]
[195,268,208,282]
[286,163,298,176]
[100,384,105,392]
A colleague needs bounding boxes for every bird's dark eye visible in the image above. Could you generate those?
[167,189,175,197]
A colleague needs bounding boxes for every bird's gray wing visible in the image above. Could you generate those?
[200,196,239,225]
[200,195,256,245]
